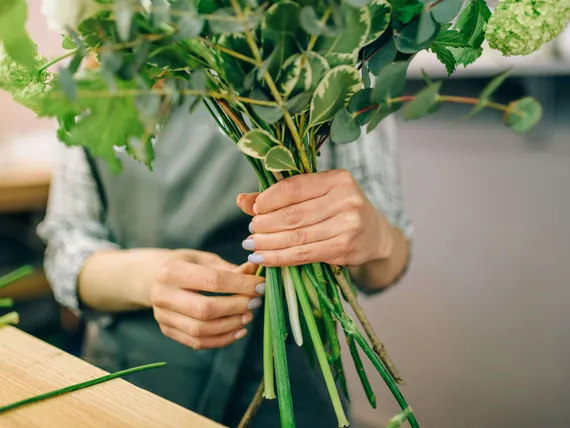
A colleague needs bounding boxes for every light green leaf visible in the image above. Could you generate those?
[506,97,542,133]
[331,108,361,144]
[315,5,371,63]
[264,146,300,172]
[417,7,437,44]
[454,0,491,47]
[365,0,391,43]
[252,103,284,124]
[309,65,362,127]
[371,61,408,104]
[303,52,330,90]
[402,81,442,120]
[431,0,463,23]
[278,54,311,96]
[386,407,413,428]
[0,0,36,69]
[467,70,509,116]
[237,129,280,158]
[62,36,77,50]
[299,6,323,35]
[448,45,482,67]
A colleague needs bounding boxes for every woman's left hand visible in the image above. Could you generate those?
[236,169,395,267]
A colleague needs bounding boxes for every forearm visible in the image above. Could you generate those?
[349,226,410,292]
[78,248,173,312]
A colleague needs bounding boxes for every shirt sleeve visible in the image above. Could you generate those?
[37,145,119,314]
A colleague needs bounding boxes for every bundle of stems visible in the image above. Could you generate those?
[207,99,418,428]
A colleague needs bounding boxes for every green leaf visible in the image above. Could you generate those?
[285,91,313,114]
[417,8,437,44]
[345,0,370,7]
[252,105,284,125]
[468,70,509,116]
[0,0,36,69]
[264,146,299,172]
[448,45,482,67]
[308,65,362,127]
[315,5,371,64]
[430,43,456,75]
[299,6,323,36]
[237,129,280,158]
[366,104,393,132]
[394,0,423,24]
[386,407,413,428]
[278,54,309,96]
[177,12,205,39]
[431,0,463,23]
[263,1,301,35]
[506,97,542,133]
[217,34,255,91]
[454,0,491,47]
[365,0,391,43]
[395,19,441,53]
[58,68,77,101]
[62,36,77,50]
[402,81,442,120]
[150,0,171,27]
[348,88,374,125]
[433,27,470,48]
[114,0,133,41]
[367,39,397,76]
[362,64,371,88]
[209,8,257,33]
[331,108,361,144]
[190,69,208,90]
[371,61,408,104]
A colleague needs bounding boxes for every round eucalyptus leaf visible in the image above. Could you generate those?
[366,104,393,133]
[264,146,300,172]
[506,97,542,133]
[417,8,437,44]
[431,0,464,23]
[309,65,362,127]
[394,19,441,53]
[345,0,370,7]
[402,81,442,120]
[237,129,280,159]
[348,88,374,125]
[300,6,323,35]
[367,39,397,76]
[371,61,409,104]
[331,108,361,144]
[285,91,313,115]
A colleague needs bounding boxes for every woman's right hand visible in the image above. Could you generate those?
[150,250,265,350]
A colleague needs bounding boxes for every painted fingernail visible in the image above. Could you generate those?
[235,328,248,340]
[248,253,264,264]
[242,238,255,251]
[255,282,266,295]
[248,297,262,310]
[253,203,260,215]
[242,312,253,325]
[248,222,253,234]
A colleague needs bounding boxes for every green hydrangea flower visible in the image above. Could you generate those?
[0,46,52,113]
[485,0,570,56]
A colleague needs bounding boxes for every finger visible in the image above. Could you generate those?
[246,216,344,251]
[237,192,259,216]
[254,172,335,215]
[159,323,248,350]
[154,307,253,337]
[251,195,344,233]
[152,287,263,321]
[247,235,352,267]
[157,260,264,296]
[234,261,259,275]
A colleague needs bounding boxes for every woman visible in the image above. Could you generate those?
[37,102,412,427]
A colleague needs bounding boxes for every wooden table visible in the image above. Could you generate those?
[0,327,224,428]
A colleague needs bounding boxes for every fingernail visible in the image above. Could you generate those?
[248,222,253,234]
[248,253,264,264]
[248,297,262,310]
[253,203,259,215]
[234,328,248,340]
[242,312,253,325]
[242,238,255,251]
[255,282,266,295]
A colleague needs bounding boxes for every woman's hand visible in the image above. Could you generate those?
[150,250,265,350]
[236,170,395,267]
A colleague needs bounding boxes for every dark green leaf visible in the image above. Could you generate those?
[506,97,542,133]
[417,8,437,44]
[263,1,301,34]
[362,64,371,88]
[402,81,442,120]
[454,0,491,47]
[366,0,392,43]
[252,104,284,124]
[366,104,392,132]
[430,43,456,75]
[367,39,397,76]
[308,65,361,127]
[299,6,323,36]
[395,19,441,53]
[67,51,84,74]
[348,88,374,125]
[431,0,463,23]
[433,27,470,47]
[331,108,361,144]
[58,68,77,101]
[264,146,299,172]
[237,129,280,158]
[371,61,408,104]
[285,91,313,114]
[394,0,423,23]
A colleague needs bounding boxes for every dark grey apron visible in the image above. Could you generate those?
[86,103,349,427]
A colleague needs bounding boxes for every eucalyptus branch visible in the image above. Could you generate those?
[37,49,79,73]
[197,37,258,65]
[238,379,265,428]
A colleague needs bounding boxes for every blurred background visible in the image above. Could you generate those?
[1,2,569,428]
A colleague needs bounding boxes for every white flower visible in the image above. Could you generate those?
[41,0,100,34]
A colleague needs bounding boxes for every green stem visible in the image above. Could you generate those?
[0,362,166,414]
[303,267,419,428]
[267,267,295,428]
[0,298,13,308]
[37,49,79,73]
[348,339,376,409]
[282,267,303,347]
[289,267,349,427]
[263,296,276,399]
[0,312,19,327]
[0,266,34,289]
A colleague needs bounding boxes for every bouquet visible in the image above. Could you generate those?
[1,0,562,426]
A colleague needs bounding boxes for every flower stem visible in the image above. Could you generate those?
[37,50,79,73]
[197,37,257,65]
[263,298,276,399]
[0,266,34,289]
[348,339,376,409]
[0,312,19,327]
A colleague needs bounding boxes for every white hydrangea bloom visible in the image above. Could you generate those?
[485,0,570,56]
[41,0,101,34]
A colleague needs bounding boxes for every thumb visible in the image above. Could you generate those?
[234,261,259,276]
[236,192,260,217]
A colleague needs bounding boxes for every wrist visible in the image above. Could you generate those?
[371,215,395,262]
[127,248,175,308]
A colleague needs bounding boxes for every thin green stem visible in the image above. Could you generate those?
[0,298,13,308]
[37,50,79,73]
[289,267,349,427]
[348,339,376,409]
[267,267,295,428]
[0,362,166,414]
[0,312,19,327]
[197,37,257,65]
[263,298,276,399]
[0,266,34,289]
